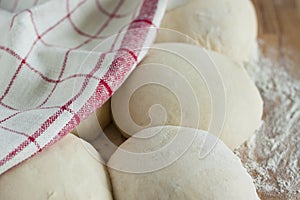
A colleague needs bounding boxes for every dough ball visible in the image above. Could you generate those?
[160,0,258,62]
[111,43,263,150]
[0,134,112,200]
[108,126,260,200]
[71,99,112,141]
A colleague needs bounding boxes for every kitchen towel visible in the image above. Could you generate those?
[0,0,166,174]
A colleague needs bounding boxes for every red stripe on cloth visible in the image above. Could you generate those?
[0,106,63,124]
[95,0,131,18]
[100,79,113,96]
[119,48,138,61]
[132,19,154,26]
[0,126,41,149]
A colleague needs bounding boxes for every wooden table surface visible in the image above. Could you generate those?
[253,0,300,80]
[244,1,300,199]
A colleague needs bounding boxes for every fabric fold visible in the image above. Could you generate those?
[0,0,167,174]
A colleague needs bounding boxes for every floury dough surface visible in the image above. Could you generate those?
[108,126,260,200]
[111,43,263,150]
[160,0,258,62]
[0,134,112,200]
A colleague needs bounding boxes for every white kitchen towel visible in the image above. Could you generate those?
[0,0,167,174]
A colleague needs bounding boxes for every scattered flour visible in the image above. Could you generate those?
[235,44,300,199]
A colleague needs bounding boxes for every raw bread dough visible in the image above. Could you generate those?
[108,126,260,200]
[71,99,112,141]
[0,134,112,200]
[160,0,258,62]
[111,43,263,150]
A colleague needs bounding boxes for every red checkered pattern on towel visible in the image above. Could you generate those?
[0,0,167,174]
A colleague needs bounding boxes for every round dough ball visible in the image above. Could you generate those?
[108,126,260,200]
[71,99,112,141]
[0,134,112,200]
[111,43,263,150]
[160,0,258,62]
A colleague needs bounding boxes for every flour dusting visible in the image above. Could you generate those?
[235,43,300,199]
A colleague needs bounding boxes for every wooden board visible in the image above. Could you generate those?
[242,1,300,199]
[253,0,300,80]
